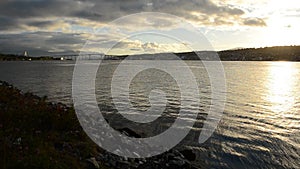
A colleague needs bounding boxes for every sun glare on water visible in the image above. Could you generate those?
[265,62,297,114]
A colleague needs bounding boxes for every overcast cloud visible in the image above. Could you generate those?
[0,0,297,56]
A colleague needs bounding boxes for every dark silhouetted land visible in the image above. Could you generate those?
[1,45,300,61]
[0,81,105,169]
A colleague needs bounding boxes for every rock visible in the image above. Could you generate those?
[180,149,196,161]
[93,137,198,169]
[86,157,100,169]
[117,127,142,138]
[54,142,63,151]
[13,137,22,145]
[169,159,186,167]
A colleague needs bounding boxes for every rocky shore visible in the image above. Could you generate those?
[0,81,199,169]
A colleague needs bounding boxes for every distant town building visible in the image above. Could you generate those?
[23,51,28,57]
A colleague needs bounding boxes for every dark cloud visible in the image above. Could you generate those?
[0,0,246,24]
[0,32,85,56]
[0,0,264,30]
[243,17,266,27]
[152,0,244,16]
[45,34,84,44]
[28,20,56,28]
[0,16,22,30]
[0,0,88,18]
[0,0,268,55]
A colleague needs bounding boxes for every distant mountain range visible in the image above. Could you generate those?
[1,46,300,61]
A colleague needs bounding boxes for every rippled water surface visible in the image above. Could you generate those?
[0,61,299,168]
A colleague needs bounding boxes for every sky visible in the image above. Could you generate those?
[0,0,299,56]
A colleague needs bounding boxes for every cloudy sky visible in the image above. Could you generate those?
[0,0,299,56]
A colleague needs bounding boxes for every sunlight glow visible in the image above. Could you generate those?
[265,62,297,113]
[267,0,300,10]
[261,0,300,46]
[262,16,300,46]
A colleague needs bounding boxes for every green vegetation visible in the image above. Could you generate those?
[0,81,107,169]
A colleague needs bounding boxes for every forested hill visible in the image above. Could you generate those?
[174,46,300,61]
[124,46,300,61]
[218,46,300,61]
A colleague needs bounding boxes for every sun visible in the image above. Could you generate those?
[262,18,297,46]
[261,0,300,46]
[267,0,300,10]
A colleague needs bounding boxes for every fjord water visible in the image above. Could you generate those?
[0,61,299,168]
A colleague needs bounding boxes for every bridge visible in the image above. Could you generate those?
[43,54,117,60]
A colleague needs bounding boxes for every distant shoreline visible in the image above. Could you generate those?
[1,45,300,62]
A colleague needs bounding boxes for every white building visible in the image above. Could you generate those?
[23,51,28,57]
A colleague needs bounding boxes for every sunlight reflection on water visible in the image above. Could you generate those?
[0,61,299,168]
[265,62,297,114]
